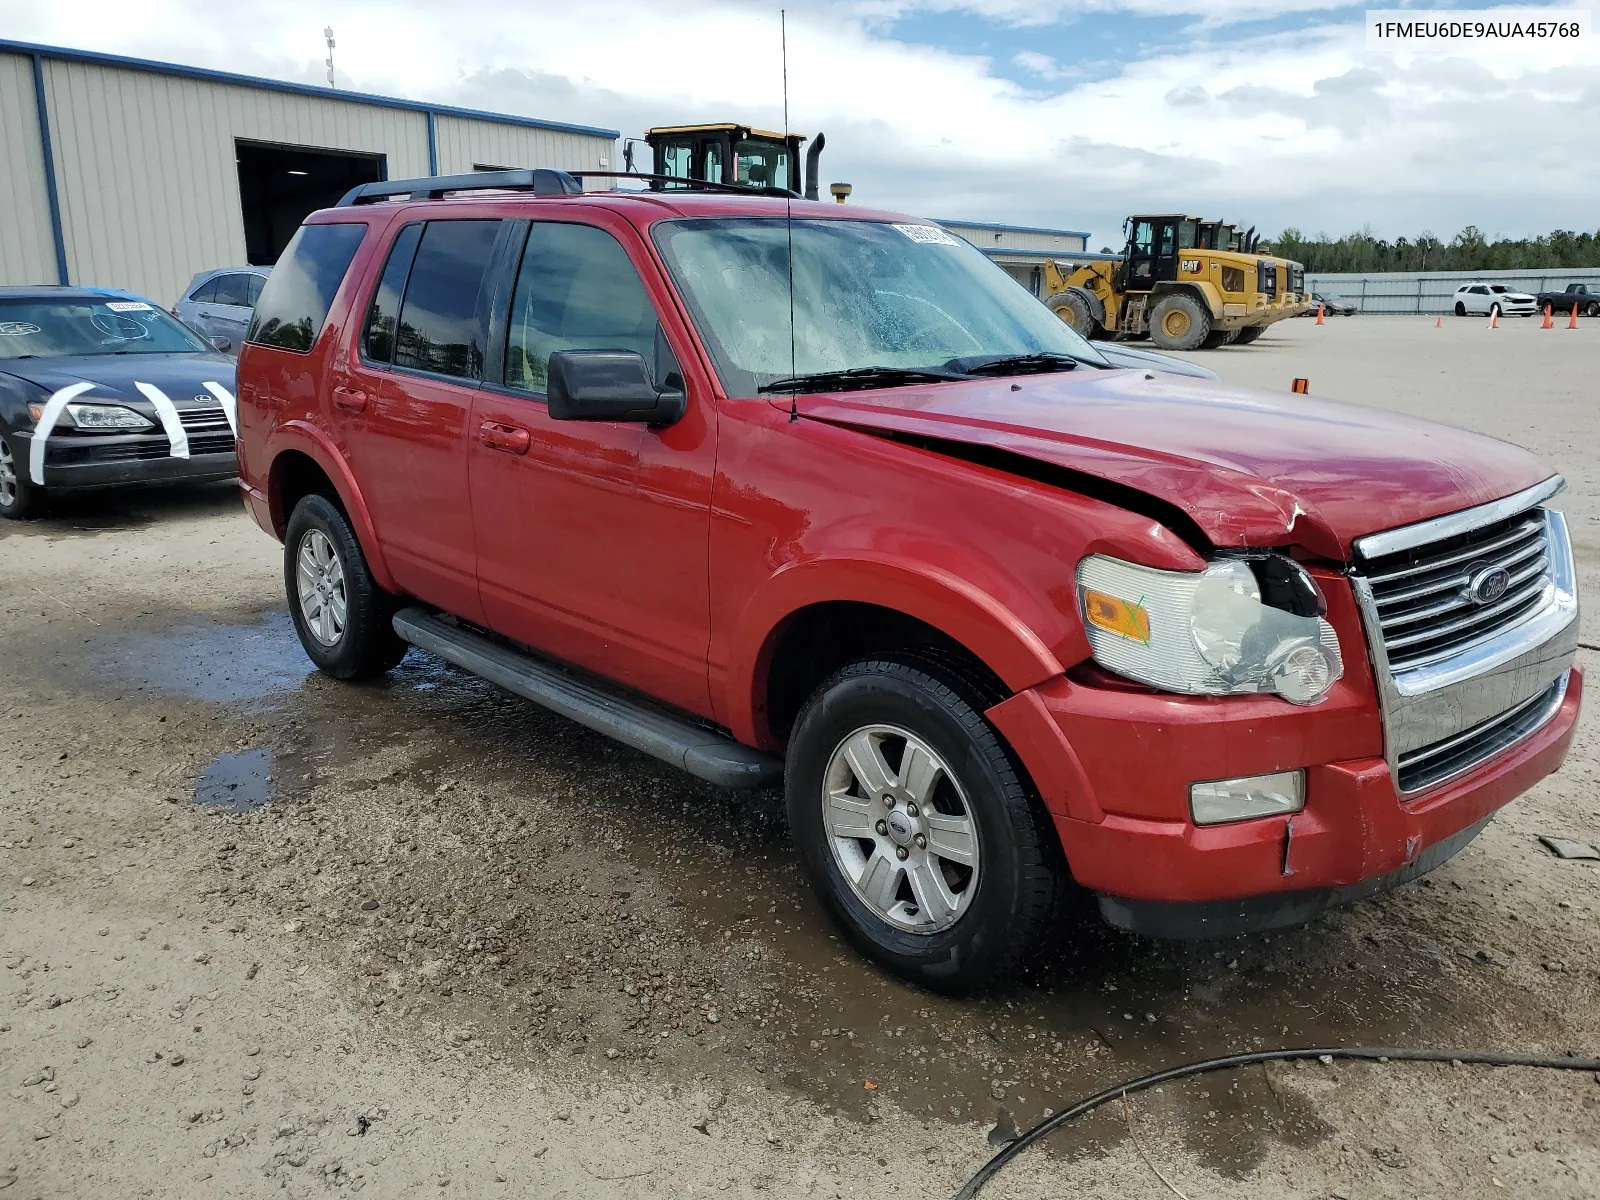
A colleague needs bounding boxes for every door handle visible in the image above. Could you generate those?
[479,420,530,454]
[332,386,369,413]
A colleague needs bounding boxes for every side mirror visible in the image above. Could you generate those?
[207,335,232,353]
[546,350,686,426]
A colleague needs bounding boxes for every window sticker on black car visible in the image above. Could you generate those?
[105,301,153,312]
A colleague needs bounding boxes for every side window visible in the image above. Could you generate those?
[504,222,661,394]
[362,222,423,364]
[393,220,501,380]
[246,274,266,305]
[247,222,368,353]
[1158,223,1176,256]
[212,274,251,307]
[1132,221,1154,254]
[190,278,219,303]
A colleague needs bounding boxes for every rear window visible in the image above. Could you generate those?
[247,223,367,353]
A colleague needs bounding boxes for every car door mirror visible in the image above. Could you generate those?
[207,335,232,353]
[547,350,686,426]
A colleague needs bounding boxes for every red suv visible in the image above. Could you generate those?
[236,170,1581,991]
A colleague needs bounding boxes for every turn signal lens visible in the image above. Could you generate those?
[28,403,44,423]
[1083,588,1150,644]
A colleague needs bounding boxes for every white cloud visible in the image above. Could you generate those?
[3,0,1597,242]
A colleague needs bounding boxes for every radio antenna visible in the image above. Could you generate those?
[782,8,798,422]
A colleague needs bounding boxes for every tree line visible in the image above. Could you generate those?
[1264,227,1600,273]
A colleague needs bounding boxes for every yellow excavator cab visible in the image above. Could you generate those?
[637,123,826,200]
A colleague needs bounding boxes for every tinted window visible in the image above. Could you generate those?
[505,222,659,393]
[212,274,252,307]
[394,220,500,380]
[246,274,266,305]
[247,222,367,353]
[190,277,219,303]
[363,223,423,364]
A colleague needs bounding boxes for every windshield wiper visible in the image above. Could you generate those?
[944,352,1081,377]
[758,365,967,394]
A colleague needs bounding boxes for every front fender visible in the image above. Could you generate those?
[722,554,1067,748]
[264,420,400,595]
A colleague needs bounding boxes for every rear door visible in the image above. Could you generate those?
[336,217,503,623]
[468,212,717,716]
[206,273,256,350]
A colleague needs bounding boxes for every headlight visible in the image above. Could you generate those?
[64,402,154,430]
[1077,554,1343,704]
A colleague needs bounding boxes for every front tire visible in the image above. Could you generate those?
[1233,324,1266,344]
[1490,303,1502,319]
[284,493,408,680]
[785,660,1068,993]
[1587,302,1599,318]
[0,431,43,520]
[1149,293,1211,350]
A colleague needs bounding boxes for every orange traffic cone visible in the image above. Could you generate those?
[1489,309,1499,329]
[1542,305,1554,329]
[1315,303,1325,325]
[1569,305,1580,329]
[1435,316,1443,328]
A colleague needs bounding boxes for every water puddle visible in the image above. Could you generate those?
[193,747,276,813]
[88,611,312,703]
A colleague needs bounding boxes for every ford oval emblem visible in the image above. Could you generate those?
[1466,564,1512,606]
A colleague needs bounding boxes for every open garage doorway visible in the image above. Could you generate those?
[236,140,385,264]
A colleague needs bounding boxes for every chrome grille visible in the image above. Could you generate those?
[178,403,232,435]
[1397,674,1567,792]
[1359,508,1552,673]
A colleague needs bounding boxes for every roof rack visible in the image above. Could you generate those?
[334,168,802,207]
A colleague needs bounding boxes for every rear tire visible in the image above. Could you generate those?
[1455,302,1467,316]
[284,493,408,680]
[0,431,43,520]
[1046,289,1096,339]
[1149,293,1211,351]
[785,659,1068,994]
[1233,324,1265,345]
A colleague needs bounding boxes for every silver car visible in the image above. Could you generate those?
[173,267,270,355]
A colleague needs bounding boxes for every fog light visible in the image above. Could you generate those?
[1190,769,1304,826]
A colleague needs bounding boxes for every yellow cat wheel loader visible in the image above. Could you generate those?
[1044,215,1308,350]
[629,122,827,199]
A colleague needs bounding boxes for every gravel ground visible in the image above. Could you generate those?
[3,315,1599,1199]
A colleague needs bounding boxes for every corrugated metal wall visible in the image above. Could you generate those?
[940,223,1087,253]
[37,57,431,304]
[432,114,611,179]
[1307,267,1600,314]
[3,53,617,304]
[0,53,60,285]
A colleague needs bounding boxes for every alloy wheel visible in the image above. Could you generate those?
[821,723,980,934]
[0,436,16,508]
[296,528,348,646]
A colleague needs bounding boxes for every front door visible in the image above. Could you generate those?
[1125,219,1157,290]
[469,213,716,717]
[333,217,503,623]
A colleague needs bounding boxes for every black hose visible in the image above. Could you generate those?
[953,1045,1600,1199]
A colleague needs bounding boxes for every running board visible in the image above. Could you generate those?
[392,608,783,790]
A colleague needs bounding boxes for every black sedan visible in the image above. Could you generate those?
[1299,291,1359,316]
[0,287,238,519]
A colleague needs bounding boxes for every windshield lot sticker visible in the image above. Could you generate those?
[892,224,961,246]
[104,300,153,312]
[0,321,42,336]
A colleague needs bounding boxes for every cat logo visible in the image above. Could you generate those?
[1180,259,1201,273]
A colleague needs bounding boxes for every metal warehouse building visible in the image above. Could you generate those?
[936,219,1093,296]
[0,39,618,306]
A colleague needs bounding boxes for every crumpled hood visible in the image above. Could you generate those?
[0,353,235,410]
[792,369,1553,560]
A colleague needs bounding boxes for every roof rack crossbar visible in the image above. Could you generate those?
[574,171,800,199]
[335,168,584,206]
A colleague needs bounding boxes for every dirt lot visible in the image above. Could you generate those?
[4,315,1600,1200]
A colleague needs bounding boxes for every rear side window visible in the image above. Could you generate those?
[394,220,500,380]
[504,222,659,393]
[246,274,266,305]
[190,277,219,303]
[247,222,367,353]
[363,223,423,364]
[212,274,251,307]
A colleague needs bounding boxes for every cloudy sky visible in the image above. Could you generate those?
[3,0,1596,246]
